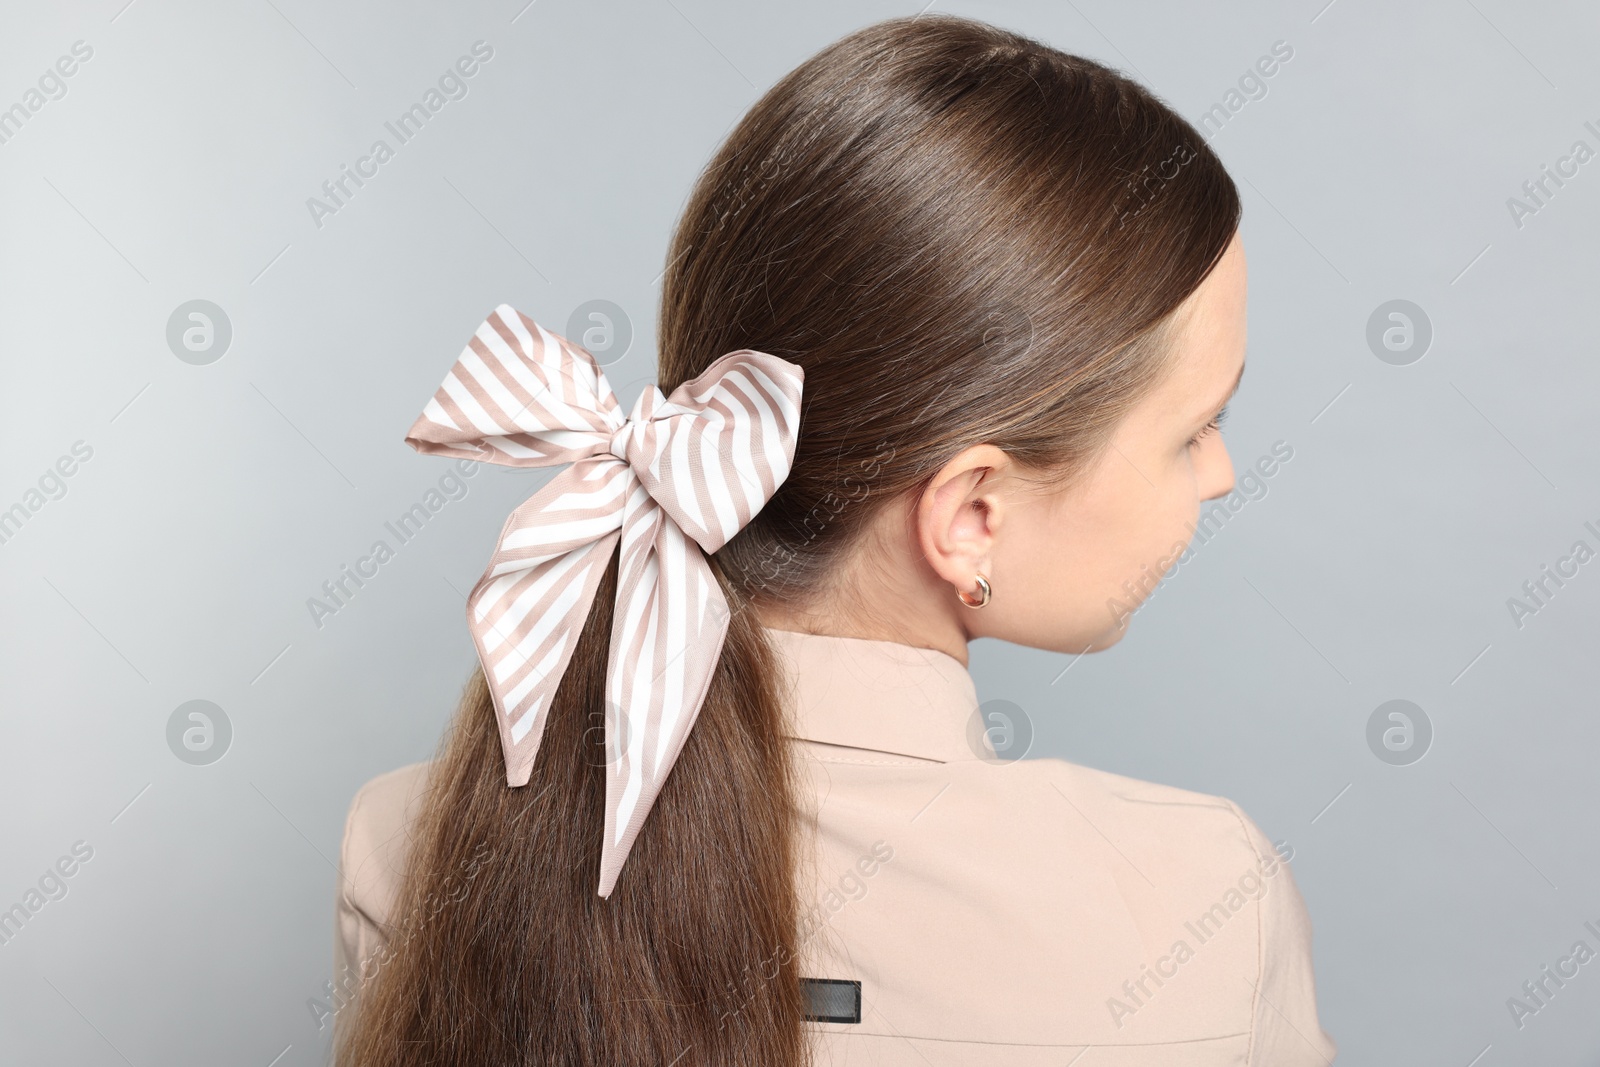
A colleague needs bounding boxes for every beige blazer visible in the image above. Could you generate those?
[334,627,1337,1064]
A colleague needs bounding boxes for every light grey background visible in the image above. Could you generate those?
[0,0,1595,1063]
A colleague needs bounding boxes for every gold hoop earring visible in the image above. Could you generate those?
[958,573,992,609]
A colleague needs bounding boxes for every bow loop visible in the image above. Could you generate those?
[405,304,804,897]
[624,352,804,553]
[404,303,625,470]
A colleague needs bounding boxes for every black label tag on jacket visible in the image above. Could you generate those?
[801,978,861,1024]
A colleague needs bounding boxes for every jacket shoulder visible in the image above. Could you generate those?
[1016,758,1334,1062]
[1038,756,1239,810]
[337,761,435,950]
[998,757,1299,951]
[1018,755,1275,856]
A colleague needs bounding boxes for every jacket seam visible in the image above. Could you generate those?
[339,781,370,975]
[809,1027,1253,1048]
[1222,797,1266,1066]
[806,754,942,767]
[1112,794,1236,811]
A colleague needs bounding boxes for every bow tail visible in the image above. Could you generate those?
[597,490,733,898]
[465,456,627,787]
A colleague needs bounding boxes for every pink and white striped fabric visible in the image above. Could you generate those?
[404,304,804,897]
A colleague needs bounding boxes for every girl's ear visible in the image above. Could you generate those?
[916,444,1008,590]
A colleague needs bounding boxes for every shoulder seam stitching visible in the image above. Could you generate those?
[1222,796,1265,1066]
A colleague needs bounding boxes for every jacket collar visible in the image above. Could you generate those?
[763,626,992,763]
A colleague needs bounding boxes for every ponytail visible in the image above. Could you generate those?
[337,548,808,1065]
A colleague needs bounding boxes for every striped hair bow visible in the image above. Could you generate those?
[404,304,804,897]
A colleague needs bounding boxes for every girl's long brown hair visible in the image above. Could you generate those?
[337,13,1240,1066]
